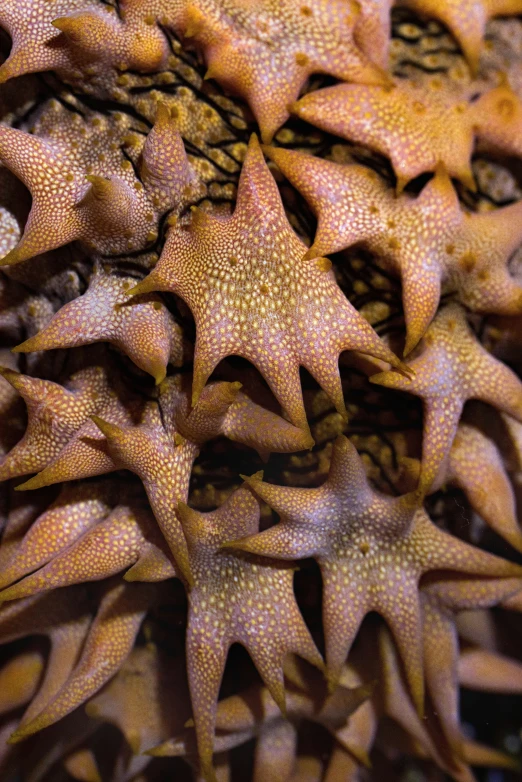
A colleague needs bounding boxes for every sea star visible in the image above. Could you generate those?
[265,145,522,354]
[231,435,522,711]
[130,135,407,433]
[177,486,323,781]
[371,303,522,494]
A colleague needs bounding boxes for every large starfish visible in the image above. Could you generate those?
[8,580,163,742]
[371,303,522,494]
[265,146,522,354]
[0,364,114,482]
[14,267,184,384]
[0,0,170,84]
[130,135,407,433]
[291,80,522,189]
[179,0,387,143]
[230,435,522,712]
[176,486,323,781]
[0,103,201,265]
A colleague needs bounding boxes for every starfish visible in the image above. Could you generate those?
[0,479,117,591]
[179,0,387,144]
[175,486,323,781]
[230,435,522,712]
[291,79,522,189]
[152,655,369,780]
[265,146,522,354]
[0,103,200,265]
[0,497,176,602]
[371,304,522,494]
[0,650,45,717]
[130,135,407,433]
[13,267,183,384]
[400,0,522,74]
[8,580,162,742]
[0,364,114,483]
[0,0,170,84]
[458,645,522,694]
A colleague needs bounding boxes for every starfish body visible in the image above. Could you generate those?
[232,436,522,710]
[131,136,407,433]
[265,146,522,353]
[177,486,323,781]
[371,304,522,493]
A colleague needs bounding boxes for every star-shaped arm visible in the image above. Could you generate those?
[0,365,112,482]
[472,84,522,160]
[9,581,159,742]
[185,0,386,143]
[130,135,407,433]
[0,479,115,591]
[178,486,323,781]
[14,269,183,384]
[92,411,198,583]
[448,423,522,552]
[0,502,173,602]
[371,304,522,493]
[0,651,45,717]
[459,647,522,693]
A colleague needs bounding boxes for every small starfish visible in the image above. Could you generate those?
[9,580,162,742]
[0,364,113,482]
[371,304,522,494]
[130,135,407,433]
[231,435,522,712]
[0,479,117,591]
[0,103,200,265]
[400,0,522,74]
[0,0,169,84]
[180,0,387,143]
[0,498,176,602]
[14,267,183,384]
[176,486,323,781]
[265,146,522,354]
[291,79,522,188]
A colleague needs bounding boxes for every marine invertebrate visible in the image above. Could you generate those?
[1,2,522,782]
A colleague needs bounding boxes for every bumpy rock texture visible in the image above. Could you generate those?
[1,2,522,781]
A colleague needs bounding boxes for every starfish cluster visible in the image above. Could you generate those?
[1,1,522,781]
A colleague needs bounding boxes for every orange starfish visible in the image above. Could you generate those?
[0,103,200,265]
[371,304,522,494]
[291,80,522,189]
[177,486,323,781]
[265,146,522,354]
[231,436,522,712]
[14,267,183,384]
[130,135,407,433]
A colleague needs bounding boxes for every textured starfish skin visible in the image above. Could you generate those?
[180,0,387,144]
[177,486,323,781]
[14,268,183,384]
[291,81,522,188]
[231,436,522,711]
[0,365,113,482]
[265,146,522,354]
[371,304,522,494]
[131,135,407,433]
[0,104,200,265]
